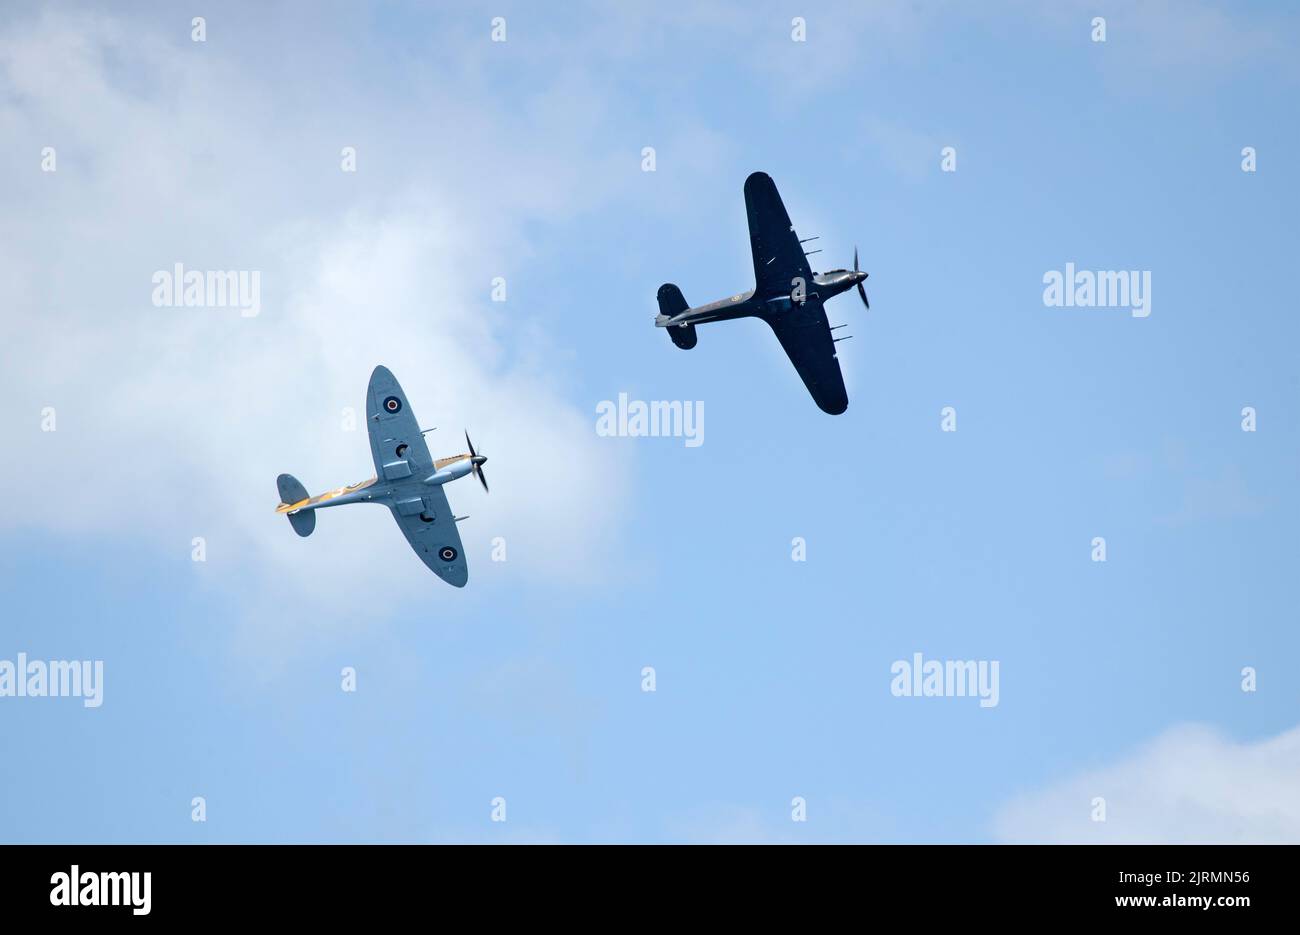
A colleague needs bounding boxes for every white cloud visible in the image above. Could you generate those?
[0,9,635,634]
[994,723,1300,843]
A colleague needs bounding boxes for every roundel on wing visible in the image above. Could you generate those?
[439,546,458,562]
[383,395,402,413]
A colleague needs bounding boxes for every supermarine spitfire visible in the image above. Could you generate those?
[275,365,488,587]
[655,171,870,415]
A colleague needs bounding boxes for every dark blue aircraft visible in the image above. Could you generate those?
[655,171,869,415]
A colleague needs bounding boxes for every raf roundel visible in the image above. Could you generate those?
[383,395,402,413]
[439,546,458,562]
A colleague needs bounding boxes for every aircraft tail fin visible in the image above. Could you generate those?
[276,473,316,537]
[657,283,697,350]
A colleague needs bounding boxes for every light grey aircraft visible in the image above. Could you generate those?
[655,171,869,415]
[275,365,487,587]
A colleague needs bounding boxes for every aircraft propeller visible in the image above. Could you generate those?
[465,431,489,493]
[854,246,870,310]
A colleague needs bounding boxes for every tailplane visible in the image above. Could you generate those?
[656,283,697,350]
[276,473,316,537]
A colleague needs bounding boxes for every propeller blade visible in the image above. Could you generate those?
[853,246,859,273]
[466,430,489,492]
[857,281,869,310]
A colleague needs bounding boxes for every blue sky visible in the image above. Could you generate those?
[2,0,1299,843]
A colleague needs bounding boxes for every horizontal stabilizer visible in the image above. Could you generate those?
[668,322,697,349]
[657,282,688,318]
[657,283,697,350]
[276,473,316,537]
[288,511,316,537]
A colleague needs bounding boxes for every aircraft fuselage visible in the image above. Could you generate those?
[276,453,478,514]
[658,270,865,328]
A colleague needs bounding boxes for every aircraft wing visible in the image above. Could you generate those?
[366,365,434,477]
[765,296,849,415]
[744,171,814,297]
[366,365,468,586]
[387,483,468,587]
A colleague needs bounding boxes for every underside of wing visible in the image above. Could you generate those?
[765,299,849,415]
[745,171,814,298]
[366,365,434,480]
[388,482,468,587]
